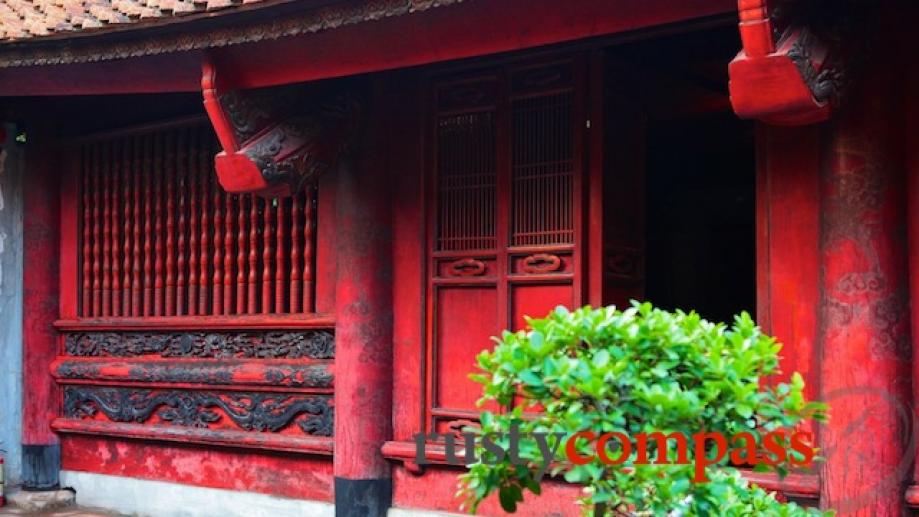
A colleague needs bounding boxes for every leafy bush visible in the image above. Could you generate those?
[458,302,830,516]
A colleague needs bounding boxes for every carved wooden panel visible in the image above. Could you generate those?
[63,386,332,436]
[64,330,334,359]
[76,119,317,318]
[53,327,336,453]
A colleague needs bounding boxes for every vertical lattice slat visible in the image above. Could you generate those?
[302,189,314,312]
[248,196,259,314]
[153,132,166,316]
[262,201,275,314]
[212,178,224,314]
[176,128,188,316]
[276,199,287,313]
[81,146,92,316]
[120,139,133,316]
[198,137,211,316]
[290,194,302,313]
[112,141,123,317]
[131,137,143,316]
[236,195,248,314]
[165,132,177,316]
[102,141,112,316]
[188,129,200,317]
[223,192,235,315]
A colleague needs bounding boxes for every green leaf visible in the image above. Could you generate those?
[498,486,518,513]
[592,349,611,368]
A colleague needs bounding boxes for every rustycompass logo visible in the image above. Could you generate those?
[414,423,816,482]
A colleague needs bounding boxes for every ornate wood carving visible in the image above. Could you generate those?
[521,253,562,274]
[64,330,335,359]
[203,61,362,197]
[729,0,837,124]
[787,29,843,105]
[63,386,333,436]
[446,258,486,277]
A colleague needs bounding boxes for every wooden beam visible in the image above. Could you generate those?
[0,0,733,96]
[213,0,734,91]
[0,52,202,96]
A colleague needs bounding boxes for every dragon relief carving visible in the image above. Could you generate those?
[787,30,845,104]
[64,386,333,436]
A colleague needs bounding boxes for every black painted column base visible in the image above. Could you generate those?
[335,477,392,517]
[22,444,60,491]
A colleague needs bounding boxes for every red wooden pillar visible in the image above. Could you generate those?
[333,78,393,516]
[21,128,61,489]
[907,35,919,508]
[818,70,912,514]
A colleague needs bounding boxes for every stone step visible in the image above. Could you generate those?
[5,489,75,513]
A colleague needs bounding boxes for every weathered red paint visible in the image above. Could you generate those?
[332,78,394,481]
[61,435,333,501]
[817,72,911,515]
[393,466,582,517]
[390,69,426,448]
[22,129,61,447]
[50,357,334,390]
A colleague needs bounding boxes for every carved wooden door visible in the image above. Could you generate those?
[425,58,586,433]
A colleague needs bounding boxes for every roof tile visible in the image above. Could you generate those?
[0,0,268,41]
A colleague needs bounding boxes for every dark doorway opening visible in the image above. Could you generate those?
[644,112,756,323]
[603,25,757,323]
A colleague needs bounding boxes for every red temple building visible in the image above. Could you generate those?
[0,0,916,515]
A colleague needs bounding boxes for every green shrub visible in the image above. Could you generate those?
[457,302,830,516]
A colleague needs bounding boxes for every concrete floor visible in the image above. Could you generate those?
[0,508,123,517]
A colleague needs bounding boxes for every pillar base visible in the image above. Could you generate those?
[22,444,60,490]
[334,477,392,517]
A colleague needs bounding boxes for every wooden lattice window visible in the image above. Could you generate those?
[511,89,575,246]
[427,59,584,432]
[76,118,316,318]
[436,110,497,252]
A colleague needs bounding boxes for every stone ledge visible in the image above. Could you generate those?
[7,488,75,512]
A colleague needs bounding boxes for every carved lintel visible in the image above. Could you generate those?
[202,58,362,197]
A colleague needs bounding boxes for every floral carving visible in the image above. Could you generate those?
[64,330,335,359]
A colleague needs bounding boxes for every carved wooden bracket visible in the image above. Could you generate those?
[202,58,361,197]
[728,0,842,125]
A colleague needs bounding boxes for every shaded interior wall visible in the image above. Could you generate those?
[0,123,23,485]
[644,112,756,323]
